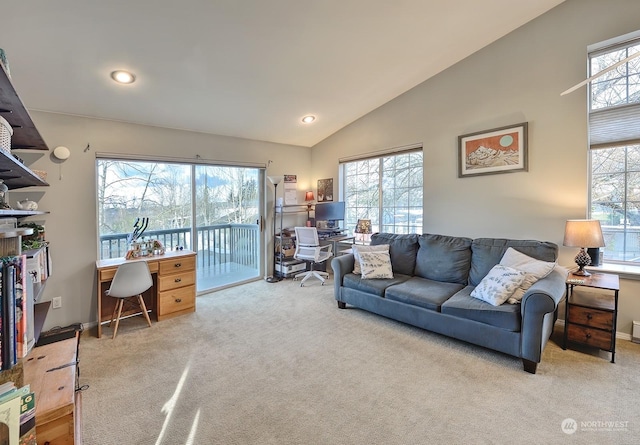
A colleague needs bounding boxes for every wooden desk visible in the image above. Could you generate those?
[96,250,197,338]
[320,234,355,257]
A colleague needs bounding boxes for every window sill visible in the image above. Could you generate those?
[586,263,640,280]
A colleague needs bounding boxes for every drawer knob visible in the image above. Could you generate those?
[175,278,182,283]
[587,313,593,320]
[174,263,182,268]
[586,333,592,339]
[175,298,182,303]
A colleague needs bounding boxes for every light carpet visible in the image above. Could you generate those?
[79,278,640,445]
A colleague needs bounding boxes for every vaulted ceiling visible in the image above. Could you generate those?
[2,0,565,147]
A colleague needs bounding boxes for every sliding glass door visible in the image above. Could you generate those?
[193,165,261,289]
[97,159,263,292]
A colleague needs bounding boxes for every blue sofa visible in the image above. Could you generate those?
[331,233,567,374]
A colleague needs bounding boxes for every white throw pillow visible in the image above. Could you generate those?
[352,244,390,274]
[499,247,557,304]
[470,264,526,306]
[358,251,394,279]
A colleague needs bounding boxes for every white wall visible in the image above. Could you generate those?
[23,112,311,331]
[310,0,640,335]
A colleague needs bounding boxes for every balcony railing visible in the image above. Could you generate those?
[99,224,260,270]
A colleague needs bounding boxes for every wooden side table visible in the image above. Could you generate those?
[563,272,619,363]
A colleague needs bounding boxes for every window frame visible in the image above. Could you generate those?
[339,147,423,236]
[588,32,640,264]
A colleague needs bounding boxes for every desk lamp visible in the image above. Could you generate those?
[563,219,605,276]
[355,219,372,245]
[305,191,315,223]
[266,176,284,283]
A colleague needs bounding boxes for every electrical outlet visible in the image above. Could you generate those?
[52,296,62,309]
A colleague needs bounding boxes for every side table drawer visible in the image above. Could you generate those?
[158,285,195,316]
[158,269,196,292]
[567,324,612,350]
[568,305,613,330]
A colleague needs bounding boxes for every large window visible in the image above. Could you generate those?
[341,149,423,235]
[589,33,640,262]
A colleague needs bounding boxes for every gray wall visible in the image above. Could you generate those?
[310,0,640,335]
[23,112,310,331]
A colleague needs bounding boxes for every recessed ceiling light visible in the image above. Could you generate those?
[301,115,316,124]
[110,70,136,84]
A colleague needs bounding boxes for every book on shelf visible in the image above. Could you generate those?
[19,390,36,445]
[0,388,22,444]
[1,262,17,370]
[0,254,30,370]
[0,385,35,445]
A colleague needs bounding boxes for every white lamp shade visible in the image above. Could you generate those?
[563,220,605,248]
[267,175,284,186]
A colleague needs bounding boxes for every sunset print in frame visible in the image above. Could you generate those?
[458,122,528,178]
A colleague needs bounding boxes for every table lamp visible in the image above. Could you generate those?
[355,219,372,245]
[305,191,315,222]
[266,176,284,283]
[563,219,605,276]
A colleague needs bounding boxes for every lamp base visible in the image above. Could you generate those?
[572,267,592,277]
[574,247,592,276]
[266,275,282,283]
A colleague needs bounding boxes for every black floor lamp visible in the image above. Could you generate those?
[266,175,283,283]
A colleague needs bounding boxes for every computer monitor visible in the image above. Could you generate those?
[314,202,345,229]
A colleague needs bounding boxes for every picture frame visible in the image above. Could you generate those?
[317,178,333,202]
[458,122,528,178]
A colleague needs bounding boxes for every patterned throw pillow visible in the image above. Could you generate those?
[352,244,390,274]
[499,247,557,304]
[358,251,394,279]
[470,264,526,306]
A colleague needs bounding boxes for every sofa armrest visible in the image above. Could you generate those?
[521,267,567,313]
[331,254,354,296]
[520,267,567,363]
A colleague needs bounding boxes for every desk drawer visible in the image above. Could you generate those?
[158,269,195,292]
[158,285,195,316]
[99,268,117,282]
[567,324,612,350]
[568,305,613,330]
[159,255,196,275]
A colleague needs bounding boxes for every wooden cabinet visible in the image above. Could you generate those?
[563,272,619,362]
[23,335,82,445]
[157,255,196,319]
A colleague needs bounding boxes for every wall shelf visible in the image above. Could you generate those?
[0,209,47,218]
[0,63,49,151]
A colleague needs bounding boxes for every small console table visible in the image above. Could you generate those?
[95,250,197,338]
[563,272,619,363]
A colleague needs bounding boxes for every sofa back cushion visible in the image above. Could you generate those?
[414,234,472,284]
[469,238,558,286]
[370,233,419,275]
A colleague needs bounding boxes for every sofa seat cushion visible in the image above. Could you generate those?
[441,286,522,332]
[385,277,464,311]
[343,273,411,297]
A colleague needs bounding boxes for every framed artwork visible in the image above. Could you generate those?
[317,178,333,202]
[458,122,528,178]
